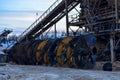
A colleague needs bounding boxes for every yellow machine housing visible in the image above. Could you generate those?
[56,37,72,66]
[36,40,48,63]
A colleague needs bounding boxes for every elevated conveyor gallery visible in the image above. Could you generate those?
[18,0,80,42]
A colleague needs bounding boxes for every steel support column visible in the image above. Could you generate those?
[110,36,114,62]
[54,24,57,38]
[65,0,69,36]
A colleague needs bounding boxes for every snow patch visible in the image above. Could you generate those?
[0,65,120,80]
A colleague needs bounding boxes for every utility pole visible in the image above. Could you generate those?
[54,24,57,38]
[36,12,38,25]
[65,0,69,36]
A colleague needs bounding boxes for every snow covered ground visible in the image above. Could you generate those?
[0,64,120,80]
[0,47,120,80]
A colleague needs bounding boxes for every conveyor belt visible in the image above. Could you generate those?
[18,0,80,42]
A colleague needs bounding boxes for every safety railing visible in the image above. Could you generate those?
[96,7,115,18]
[18,0,63,41]
[69,13,80,23]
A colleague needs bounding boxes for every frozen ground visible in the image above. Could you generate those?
[0,64,120,80]
[0,47,120,80]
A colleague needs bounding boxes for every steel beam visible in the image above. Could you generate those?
[110,37,114,62]
[65,0,69,36]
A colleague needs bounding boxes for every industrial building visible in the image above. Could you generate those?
[5,0,120,70]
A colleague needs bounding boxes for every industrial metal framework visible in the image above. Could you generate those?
[18,0,80,42]
[16,0,120,63]
[67,0,120,62]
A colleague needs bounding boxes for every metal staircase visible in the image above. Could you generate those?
[18,0,80,42]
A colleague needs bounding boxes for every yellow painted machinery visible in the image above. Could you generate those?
[56,37,72,66]
[36,40,48,64]
[66,38,78,67]
[43,39,61,65]
[7,36,94,69]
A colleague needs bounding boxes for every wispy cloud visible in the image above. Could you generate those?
[0,12,41,21]
[0,0,66,35]
[0,11,44,34]
[0,0,56,11]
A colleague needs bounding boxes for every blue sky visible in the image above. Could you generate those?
[0,0,56,11]
[0,0,66,35]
